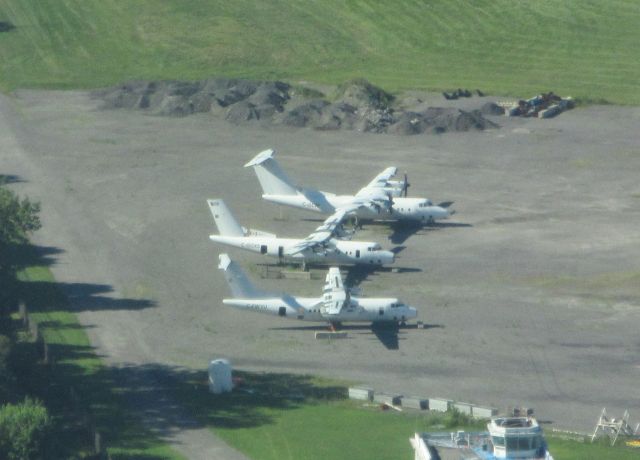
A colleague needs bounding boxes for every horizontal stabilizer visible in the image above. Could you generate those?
[244,148,275,167]
[244,149,297,196]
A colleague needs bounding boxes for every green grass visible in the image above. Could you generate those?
[14,264,184,460]
[547,435,640,460]
[170,370,638,460]
[170,370,485,460]
[1,1,640,103]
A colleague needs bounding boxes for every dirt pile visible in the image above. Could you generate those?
[388,107,499,135]
[95,78,498,135]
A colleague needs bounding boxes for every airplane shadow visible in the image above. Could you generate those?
[387,221,474,244]
[269,323,444,350]
[345,265,421,287]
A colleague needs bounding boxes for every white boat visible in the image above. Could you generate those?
[412,414,554,460]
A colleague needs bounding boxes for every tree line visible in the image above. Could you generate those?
[0,176,50,460]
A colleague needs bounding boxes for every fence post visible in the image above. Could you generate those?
[19,301,27,327]
[43,340,51,365]
[94,431,102,456]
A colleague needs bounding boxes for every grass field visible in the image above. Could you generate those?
[169,370,640,460]
[1,1,639,103]
[546,436,640,460]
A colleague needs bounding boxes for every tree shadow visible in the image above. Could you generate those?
[9,295,352,455]
[16,280,155,313]
[22,343,347,455]
[0,174,25,184]
[0,243,63,270]
[0,243,155,314]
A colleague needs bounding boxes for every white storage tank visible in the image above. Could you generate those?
[208,359,233,394]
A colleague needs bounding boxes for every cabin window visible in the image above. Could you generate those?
[260,245,267,254]
[518,437,531,450]
[506,437,518,450]
[532,436,541,449]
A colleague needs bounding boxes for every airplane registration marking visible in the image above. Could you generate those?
[240,242,261,250]
[246,303,271,311]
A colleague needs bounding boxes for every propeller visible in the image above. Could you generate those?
[386,192,395,210]
[402,172,411,197]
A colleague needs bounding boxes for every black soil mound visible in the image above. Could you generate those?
[333,78,394,110]
[388,108,499,135]
[95,78,498,135]
[481,102,505,116]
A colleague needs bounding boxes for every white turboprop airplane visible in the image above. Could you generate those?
[207,199,395,268]
[245,149,454,224]
[218,253,417,329]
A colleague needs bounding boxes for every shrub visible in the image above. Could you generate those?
[0,398,51,460]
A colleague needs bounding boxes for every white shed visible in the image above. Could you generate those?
[208,359,233,394]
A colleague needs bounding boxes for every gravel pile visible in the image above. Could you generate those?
[94,78,498,135]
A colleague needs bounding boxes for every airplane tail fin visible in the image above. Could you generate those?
[207,199,245,237]
[218,254,265,298]
[244,149,298,196]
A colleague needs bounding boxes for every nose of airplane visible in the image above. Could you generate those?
[409,306,418,319]
[436,206,453,218]
[384,250,395,264]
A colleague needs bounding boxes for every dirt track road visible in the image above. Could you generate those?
[3,90,640,454]
[1,92,250,460]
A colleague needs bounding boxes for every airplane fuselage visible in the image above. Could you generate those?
[262,192,451,223]
[223,296,417,324]
[209,235,394,266]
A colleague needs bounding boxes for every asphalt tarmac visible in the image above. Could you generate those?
[3,90,639,452]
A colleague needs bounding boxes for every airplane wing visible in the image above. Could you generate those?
[345,167,398,212]
[285,209,348,255]
[361,166,398,191]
